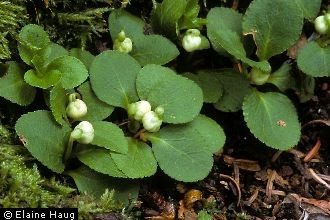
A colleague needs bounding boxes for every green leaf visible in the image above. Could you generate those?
[15,110,71,173]
[131,35,179,66]
[208,69,251,112]
[18,25,50,66]
[178,0,207,29]
[90,50,141,108]
[242,0,303,60]
[137,65,203,124]
[187,115,226,153]
[50,83,68,126]
[0,62,36,106]
[111,138,157,178]
[293,0,322,20]
[91,121,128,154]
[297,42,330,77]
[18,44,35,66]
[18,24,50,51]
[30,43,68,74]
[183,72,223,103]
[47,55,88,89]
[77,82,114,122]
[198,211,213,220]
[207,7,271,72]
[108,9,145,42]
[242,90,300,150]
[66,166,139,204]
[69,48,95,71]
[76,146,126,178]
[24,69,61,89]
[146,116,222,182]
[151,0,187,38]
[267,62,296,92]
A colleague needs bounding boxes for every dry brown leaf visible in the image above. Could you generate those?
[183,189,203,209]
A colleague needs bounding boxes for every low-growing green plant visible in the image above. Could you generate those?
[0,0,328,204]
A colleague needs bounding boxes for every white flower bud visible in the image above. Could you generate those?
[66,99,88,119]
[142,111,162,132]
[113,30,133,53]
[182,29,202,52]
[315,15,329,35]
[155,106,164,117]
[134,100,151,121]
[127,102,137,117]
[71,121,94,144]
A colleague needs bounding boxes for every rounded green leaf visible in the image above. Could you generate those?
[24,69,61,89]
[297,42,330,77]
[18,44,36,66]
[151,0,187,38]
[207,7,271,72]
[90,50,141,108]
[108,9,145,42]
[18,24,50,66]
[187,115,226,153]
[76,146,126,178]
[146,122,214,182]
[212,69,252,112]
[243,0,303,60]
[24,43,67,73]
[111,138,157,178]
[77,82,114,122]
[15,110,71,173]
[293,0,321,20]
[91,121,128,154]
[131,35,179,66]
[242,90,300,150]
[69,48,95,71]
[18,24,50,50]
[66,166,139,204]
[184,72,223,103]
[47,55,88,89]
[137,65,203,124]
[50,83,68,125]
[0,62,36,106]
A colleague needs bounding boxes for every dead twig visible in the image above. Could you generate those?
[303,137,321,162]
[223,155,261,172]
[244,189,259,206]
[220,174,241,207]
[308,169,330,190]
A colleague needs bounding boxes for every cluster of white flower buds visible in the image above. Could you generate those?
[182,29,202,52]
[128,100,164,132]
[113,30,133,53]
[66,93,94,144]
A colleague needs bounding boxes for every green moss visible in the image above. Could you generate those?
[0,125,124,218]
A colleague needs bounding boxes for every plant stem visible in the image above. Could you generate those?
[64,135,75,161]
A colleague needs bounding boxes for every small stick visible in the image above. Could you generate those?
[244,189,259,206]
[308,168,330,190]
[303,137,321,162]
[220,174,241,206]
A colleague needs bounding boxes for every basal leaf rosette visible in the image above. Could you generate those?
[136,64,203,124]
